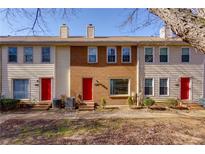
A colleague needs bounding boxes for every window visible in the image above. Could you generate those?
[88,47,98,63]
[145,47,153,63]
[122,47,131,63]
[145,78,153,95]
[107,47,117,63]
[24,47,33,63]
[160,48,168,63]
[13,79,29,99]
[181,48,190,62]
[8,47,17,63]
[110,79,129,95]
[159,78,168,96]
[42,47,50,63]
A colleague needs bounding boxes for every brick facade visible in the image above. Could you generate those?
[70,46,137,105]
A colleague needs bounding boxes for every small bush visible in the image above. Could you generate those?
[127,96,134,107]
[143,97,155,107]
[166,98,178,107]
[101,97,107,109]
[0,98,20,111]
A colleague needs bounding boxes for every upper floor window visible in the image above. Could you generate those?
[107,47,117,63]
[181,48,190,63]
[145,47,153,63]
[42,47,50,63]
[110,79,129,96]
[24,47,33,63]
[145,78,153,96]
[122,47,131,63]
[160,48,168,63]
[88,47,98,63]
[8,47,17,63]
[159,78,168,96]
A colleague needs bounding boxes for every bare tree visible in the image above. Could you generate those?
[0,8,78,35]
[149,8,205,54]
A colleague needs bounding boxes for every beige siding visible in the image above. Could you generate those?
[1,46,55,101]
[55,46,70,98]
[138,46,205,101]
[0,47,2,94]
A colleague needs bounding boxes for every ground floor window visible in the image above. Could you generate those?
[13,79,29,99]
[110,79,129,95]
[145,78,153,95]
[159,78,168,95]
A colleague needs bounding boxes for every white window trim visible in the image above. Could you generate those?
[159,47,169,63]
[144,78,154,96]
[144,46,155,63]
[24,47,33,64]
[121,47,132,63]
[8,47,18,63]
[181,47,190,63]
[12,78,30,100]
[87,47,98,63]
[109,78,130,97]
[159,77,169,96]
[41,47,51,63]
[107,47,117,63]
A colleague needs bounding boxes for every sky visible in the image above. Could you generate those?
[0,8,164,37]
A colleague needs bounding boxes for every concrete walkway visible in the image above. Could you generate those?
[1,107,205,124]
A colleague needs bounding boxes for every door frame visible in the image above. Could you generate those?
[180,77,192,100]
[40,77,52,101]
[82,77,93,101]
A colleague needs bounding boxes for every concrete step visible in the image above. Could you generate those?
[32,106,50,110]
[79,108,94,111]
[38,101,52,105]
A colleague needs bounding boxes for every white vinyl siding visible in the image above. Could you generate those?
[1,46,55,100]
[138,46,204,101]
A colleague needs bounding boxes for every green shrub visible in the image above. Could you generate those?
[143,97,155,107]
[101,97,107,109]
[0,98,20,111]
[166,98,178,107]
[127,96,134,107]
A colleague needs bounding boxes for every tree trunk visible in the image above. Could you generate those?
[149,8,205,54]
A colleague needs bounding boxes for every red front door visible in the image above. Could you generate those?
[181,77,190,100]
[83,78,92,100]
[41,78,51,100]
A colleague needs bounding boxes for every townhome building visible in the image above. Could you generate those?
[0,24,204,105]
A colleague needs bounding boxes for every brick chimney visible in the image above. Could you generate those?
[160,25,173,39]
[60,24,69,38]
[87,24,95,38]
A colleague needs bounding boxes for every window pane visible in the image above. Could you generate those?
[182,48,189,62]
[13,79,29,99]
[145,48,153,62]
[160,48,168,62]
[8,47,17,62]
[122,47,131,62]
[145,79,153,95]
[160,78,168,95]
[160,48,168,55]
[110,79,128,95]
[182,48,189,55]
[24,47,33,63]
[88,47,97,63]
[42,47,50,62]
[107,47,116,63]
